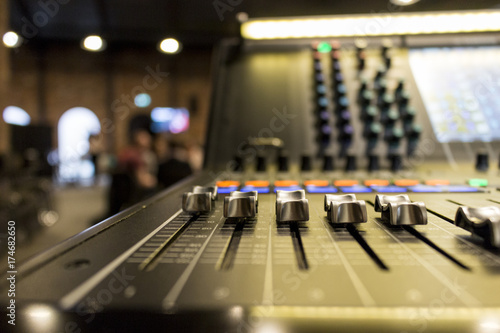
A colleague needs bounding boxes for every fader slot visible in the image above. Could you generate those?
[345,224,389,270]
[402,225,470,270]
[366,199,470,269]
[426,208,455,224]
[290,221,309,270]
[139,213,200,271]
[218,219,246,270]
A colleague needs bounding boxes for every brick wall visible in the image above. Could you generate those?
[0,35,212,156]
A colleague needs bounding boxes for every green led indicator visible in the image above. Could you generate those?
[317,42,332,53]
[468,178,488,187]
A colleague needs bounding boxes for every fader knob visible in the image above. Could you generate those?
[454,206,500,248]
[276,190,309,222]
[476,152,489,172]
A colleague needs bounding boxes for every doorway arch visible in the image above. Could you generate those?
[57,107,101,182]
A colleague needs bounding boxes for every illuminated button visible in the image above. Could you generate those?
[339,185,372,193]
[274,180,299,187]
[245,180,270,187]
[394,179,419,187]
[218,187,237,194]
[217,180,241,187]
[372,186,407,193]
[425,179,450,186]
[304,180,329,187]
[408,185,442,193]
[274,186,302,193]
[468,178,488,187]
[364,179,389,186]
[241,186,270,194]
[334,179,358,187]
[306,185,338,193]
[446,186,479,193]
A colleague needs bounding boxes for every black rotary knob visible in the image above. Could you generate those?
[389,154,403,172]
[256,154,266,172]
[323,155,335,171]
[361,105,378,122]
[358,90,373,107]
[277,151,289,172]
[397,90,410,108]
[232,156,243,172]
[476,152,489,172]
[301,155,312,171]
[368,154,380,172]
[345,155,357,172]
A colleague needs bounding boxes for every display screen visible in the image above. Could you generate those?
[150,107,189,134]
[409,47,500,143]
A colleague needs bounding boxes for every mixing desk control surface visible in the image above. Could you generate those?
[4,34,500,332]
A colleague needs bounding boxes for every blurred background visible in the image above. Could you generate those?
[1,0,500,268]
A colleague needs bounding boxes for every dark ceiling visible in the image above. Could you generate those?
[9,0,500,48]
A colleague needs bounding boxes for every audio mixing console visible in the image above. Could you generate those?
[4,21,500,333]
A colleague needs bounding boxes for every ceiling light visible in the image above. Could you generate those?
[159,38,181,54]
[81,35,106,52]
[241,10,500,39]
[390,0,421,6]
[3,31,23,48]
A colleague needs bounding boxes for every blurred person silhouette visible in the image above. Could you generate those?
[186,140,204,172]
[157,138,193,189]
[107,129,158,216]
[88,134,104,184]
